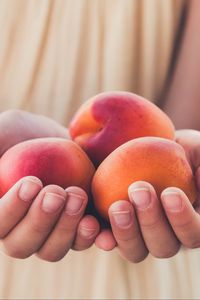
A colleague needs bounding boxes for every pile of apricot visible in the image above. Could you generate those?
[0,91,197,221]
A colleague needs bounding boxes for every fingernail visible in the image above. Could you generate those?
[19,179,42,202]
[42,193,65,213]
[112,211,132,227]
[65,192,84,215]
[162,192,182,212]
[79,227,97,238]
[130,187,151,209]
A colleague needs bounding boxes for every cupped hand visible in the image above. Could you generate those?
[0,110,100,261]
[95,130,200,263]
[0,177,100,261]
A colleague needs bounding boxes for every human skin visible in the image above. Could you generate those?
[2,0,200,263]
[0,110,101,261]
[95,130,200,261]
[95,0,200,261]
[1,117,200,262]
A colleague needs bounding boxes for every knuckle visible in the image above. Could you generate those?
[123,251,148,263]
[132,253,148,263]
[151,247,180,259]
[183,238,200,249]
[58,221,78,233]
[118,235,133,243]
[0,232,7,240]
[37,251,67,262]
[72,241,93,251]
[1,242,30,259]
[117,228,141,243]
[71,245,81,251]
[78,227,98,240]
[173,218,194,230]
[31,220,51,235]
[140,217,161,230]
[1,206,18,224]
[0,228,8,239]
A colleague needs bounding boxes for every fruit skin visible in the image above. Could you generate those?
[92,137,197,220]
[0,138,95,196]
[69,91,175,166]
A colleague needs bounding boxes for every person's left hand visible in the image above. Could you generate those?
[95,130,200,263]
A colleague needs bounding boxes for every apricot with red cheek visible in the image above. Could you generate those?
[69,91,175,166]
[0,138,95,196]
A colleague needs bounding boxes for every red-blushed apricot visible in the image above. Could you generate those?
[69,91,175,166]
[0,138,95,196]
[92,137,197,220]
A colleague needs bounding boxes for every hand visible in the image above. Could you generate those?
[0,110,100,261]
[0,178,100,261]
[95,130,200,263]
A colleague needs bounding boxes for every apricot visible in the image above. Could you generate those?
[69,91,175,166]
[92,137,197,220]
[0,138,95,196]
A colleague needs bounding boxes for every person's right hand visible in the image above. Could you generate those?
[0,109,100,261]
[0,176,100,261]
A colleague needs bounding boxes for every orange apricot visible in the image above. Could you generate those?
[92,137,197,220]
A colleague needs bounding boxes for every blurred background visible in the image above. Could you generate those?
[0,0,185,123]
[2,1,199,300]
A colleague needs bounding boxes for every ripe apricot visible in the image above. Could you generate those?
[0,138,95,196]
[69,91,175,166]
[92,137,197,220]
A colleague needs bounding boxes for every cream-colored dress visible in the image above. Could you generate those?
[1,0,199,299]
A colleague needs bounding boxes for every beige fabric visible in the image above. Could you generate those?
[1,0,199,299]
[0,0,184,123]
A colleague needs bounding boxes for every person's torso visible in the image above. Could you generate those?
[2,1,199,299]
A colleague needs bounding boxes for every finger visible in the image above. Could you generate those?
[72,215,100,251]
[0,176,43,238]
[161,187,200,249]
[1,185,66,258]
[37,187,89,262]
[95,229,117,251]
[129,181,180,258]
[109,200,148,263]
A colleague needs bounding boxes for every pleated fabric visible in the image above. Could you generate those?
[0,0,184,123]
